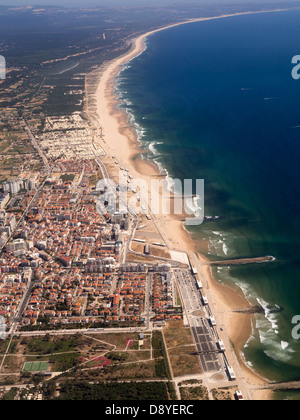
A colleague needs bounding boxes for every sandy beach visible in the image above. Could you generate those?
[88,10,288,399]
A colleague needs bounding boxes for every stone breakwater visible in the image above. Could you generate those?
[209,256,276,266]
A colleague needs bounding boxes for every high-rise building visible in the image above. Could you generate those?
[2,180,21,195]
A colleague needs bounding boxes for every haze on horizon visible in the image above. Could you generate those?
[0,0,299,7]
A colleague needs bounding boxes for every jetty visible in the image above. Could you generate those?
[233,305,283,315]
[253,381,300,392]
[209,256,276,266]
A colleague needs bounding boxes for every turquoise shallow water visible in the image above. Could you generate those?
[117,11,300,384]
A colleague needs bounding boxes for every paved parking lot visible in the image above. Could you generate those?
[175,269,221,373]
[191,321,220,372]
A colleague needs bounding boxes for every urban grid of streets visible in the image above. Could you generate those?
[0,116,253,401]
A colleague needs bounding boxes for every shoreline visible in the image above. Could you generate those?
[88,9,288,399]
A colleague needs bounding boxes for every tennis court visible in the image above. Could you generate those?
[23,361,49,373]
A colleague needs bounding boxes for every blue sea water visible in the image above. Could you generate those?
[117,11,300,384]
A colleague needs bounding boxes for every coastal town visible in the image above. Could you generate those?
[0,103,251,400]
[0,151,181,329]
[1,2,295,403]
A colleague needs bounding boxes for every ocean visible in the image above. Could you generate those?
[116,11,300,388]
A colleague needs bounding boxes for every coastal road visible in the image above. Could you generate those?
[96,157,139,265]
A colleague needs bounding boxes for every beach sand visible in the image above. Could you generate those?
[88,10,287,400]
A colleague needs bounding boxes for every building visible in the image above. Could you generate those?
[3,180,21,195]
[6,238,27,252]
[0,194,9,209]
[23,179,36,191]
[2,179,36,195]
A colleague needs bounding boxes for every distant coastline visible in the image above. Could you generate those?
[88,8,294,399]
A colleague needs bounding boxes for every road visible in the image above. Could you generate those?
[143,273,155,330]
[23,119,51,173]
[95,158,138,265]
[12,326,152,338]
[2,174,53,329]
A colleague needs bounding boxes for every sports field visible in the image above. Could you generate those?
[23,361,49,372]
